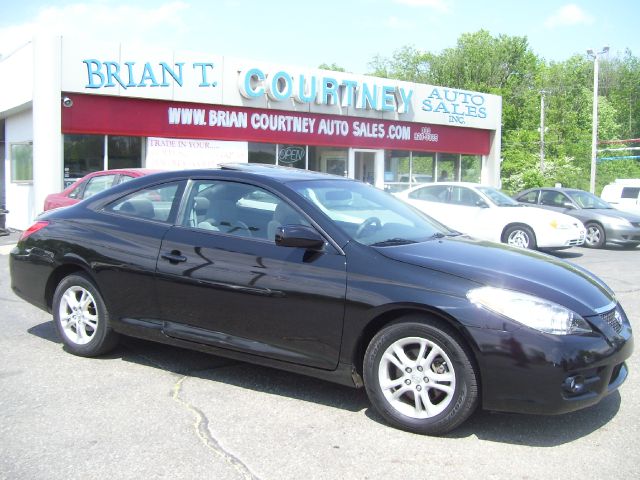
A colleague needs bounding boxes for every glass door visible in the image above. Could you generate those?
[350,149,384,189]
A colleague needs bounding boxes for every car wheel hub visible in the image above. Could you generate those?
[378,336,456,419]
[59,286,98,345]
[508,230,529,248]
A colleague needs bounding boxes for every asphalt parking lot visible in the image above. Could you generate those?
[0,231,638,480]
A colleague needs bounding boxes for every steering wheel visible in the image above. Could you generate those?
[356,217,382,238]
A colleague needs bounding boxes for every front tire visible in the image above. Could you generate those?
[53,273,119,357]
[584,222,605,248]
[503,224,537,249]
[363,319,478,435]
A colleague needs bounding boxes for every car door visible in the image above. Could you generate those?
[155,179,348,370]
[445,186,490,237]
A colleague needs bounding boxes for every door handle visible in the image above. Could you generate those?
[161,251,187,263]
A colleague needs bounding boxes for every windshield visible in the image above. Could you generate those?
[566,190,612,209]
[477,186,520,206]
[289,179,450,246]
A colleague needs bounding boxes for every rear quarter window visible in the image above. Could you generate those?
[103,182,182,222]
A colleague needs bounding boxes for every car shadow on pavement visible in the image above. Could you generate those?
[548,250,583,260]
[28,320,622,445]
[445,392,621,445]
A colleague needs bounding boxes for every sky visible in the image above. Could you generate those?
[0,0,637,73]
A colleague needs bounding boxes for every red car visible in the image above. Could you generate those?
[44,169,161,211]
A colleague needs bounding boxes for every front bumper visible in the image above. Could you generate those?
[536,226,586,249]
[605,224,640,246]
[468,304,633,415]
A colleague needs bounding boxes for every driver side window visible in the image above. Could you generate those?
[184,181,309,241]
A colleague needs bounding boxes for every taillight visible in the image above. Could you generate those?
[19,221,50,241]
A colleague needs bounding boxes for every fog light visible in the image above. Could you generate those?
[563,375,585,394]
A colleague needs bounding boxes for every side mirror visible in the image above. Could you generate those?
[275,225,325,250]
[563,202,576,209]
[476,200,490,208]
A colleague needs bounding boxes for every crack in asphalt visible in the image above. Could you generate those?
[127,349,261,480]
[172,375,262,480]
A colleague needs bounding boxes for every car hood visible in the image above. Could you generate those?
[579,208,640,222]
[377,236,614,316]
[510,205,583,225]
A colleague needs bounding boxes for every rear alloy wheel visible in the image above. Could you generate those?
[584,222,605,248]
[503,225,537,250]
[53,273,119,357]
[363,320,478,435]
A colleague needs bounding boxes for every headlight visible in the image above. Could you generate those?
[607,217,632,227]
[549,219,571,229]
[467,286,592,335]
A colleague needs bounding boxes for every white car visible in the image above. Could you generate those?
[395,182,586,250]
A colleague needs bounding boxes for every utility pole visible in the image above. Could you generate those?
[539,90,545,172]
[587,46,609,194]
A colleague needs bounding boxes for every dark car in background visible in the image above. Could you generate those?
[10,165,633,435]
[43,168,160,211]
[515,187,640,249]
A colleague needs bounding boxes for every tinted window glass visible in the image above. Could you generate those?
[621,187,640,199]
[409,185,448,202]
[517,191,538,204]
[105,182,181,222]
[450,186,483,206]
[183,180,309,241]
[566,190,611,209]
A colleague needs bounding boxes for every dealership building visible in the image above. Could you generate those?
[0,36,502,230]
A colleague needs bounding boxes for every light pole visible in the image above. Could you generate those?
[587,46,609,193]
[539,90,546,172]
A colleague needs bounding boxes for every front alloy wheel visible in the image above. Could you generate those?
[364,319,478,435]
[378,336,456,418]
[504,225,536,249]
[584,222,605,248]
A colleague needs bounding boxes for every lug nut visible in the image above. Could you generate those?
[405,379,411,385]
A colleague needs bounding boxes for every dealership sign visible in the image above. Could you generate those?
[61,94,490,155]
[60,39,501,129]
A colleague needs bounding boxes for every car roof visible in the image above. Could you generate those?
[406,181,494,191]
[219,163,344,182]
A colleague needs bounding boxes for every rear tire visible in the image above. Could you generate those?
[363,319,478,435]
[53,273,119,357]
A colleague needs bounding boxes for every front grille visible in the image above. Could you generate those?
[601,308,623,334]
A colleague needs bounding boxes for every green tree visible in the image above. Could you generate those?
[365,31,640,193]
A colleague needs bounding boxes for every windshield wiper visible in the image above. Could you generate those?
[370,238,418,247]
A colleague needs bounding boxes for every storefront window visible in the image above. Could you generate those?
[411,152,435,184]
[64,134,104,183]
[437,153,460,182]
[308,147,348,176]
[384,150,410,192]
[278,144,306,169]
[11,143,33,182]
[461,155,482,183]
[248,142,276,164]
[108,136,142,170]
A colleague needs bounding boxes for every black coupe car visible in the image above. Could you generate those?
[10,164,633,435]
